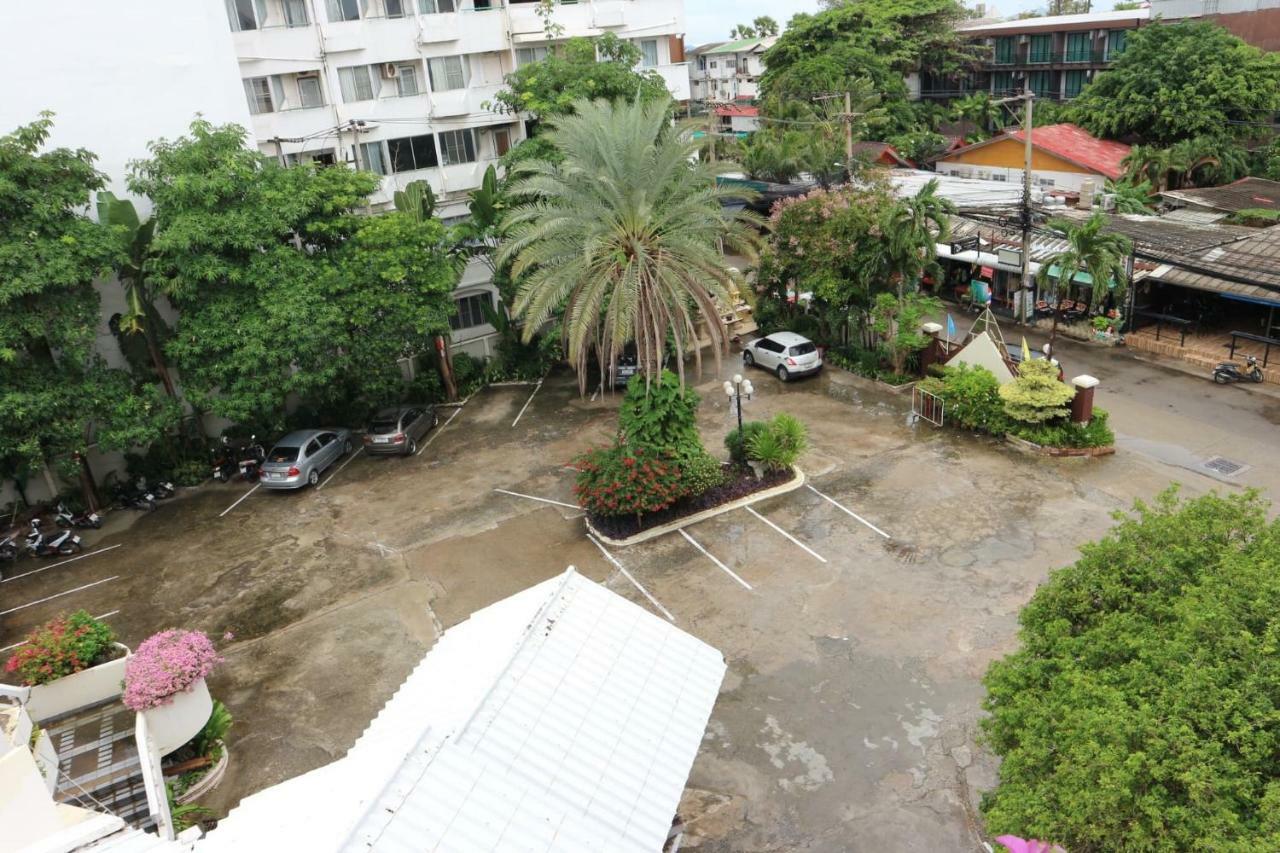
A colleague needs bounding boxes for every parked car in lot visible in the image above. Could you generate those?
[742,332,823,381]
[363,405,439,456]
[260,429,353,489]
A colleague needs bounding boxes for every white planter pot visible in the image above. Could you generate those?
[142,678,212,757]
[176,741,230,804]
[22,642,131,723]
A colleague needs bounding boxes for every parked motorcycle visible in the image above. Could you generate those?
[25,519,82,557]
[211,438,238,482]
[0,531,17,563]
[109,477,156,512]
[136,477,175,500]
[237,436,266,483]
[1212,355,1263,385]
[55,501,102,530]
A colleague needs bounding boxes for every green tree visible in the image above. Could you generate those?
[877,179,953,300]
[982,487,1280,850]
[499,98,759,391]
[730,15,779,39]
[747,86,883,185]
[1035,213,1132,349]
[997,358,1073,423]
[1103,178,1155,215]
[1069,21,1280,146]
[951,92,1003,137]
[871,291,940,375]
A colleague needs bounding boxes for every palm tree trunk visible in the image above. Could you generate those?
[1049,302,1061,351]
[143,328,177,398]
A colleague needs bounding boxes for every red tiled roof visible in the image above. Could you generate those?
[714,105,759,117]
[850,141,913,168]
[1008,123,1130,180]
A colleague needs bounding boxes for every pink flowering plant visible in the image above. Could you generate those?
[123,629,223,712]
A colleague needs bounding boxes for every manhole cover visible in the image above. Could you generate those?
[1203,456,1248,477]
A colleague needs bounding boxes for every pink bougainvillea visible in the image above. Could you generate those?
[123,629,223,711]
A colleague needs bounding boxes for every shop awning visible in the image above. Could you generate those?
[1044,264,1116,287]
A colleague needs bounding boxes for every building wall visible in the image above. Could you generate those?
[1152,0,1280,50]
[940,138,1094,174]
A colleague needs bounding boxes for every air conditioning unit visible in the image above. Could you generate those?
[380,63,399,79]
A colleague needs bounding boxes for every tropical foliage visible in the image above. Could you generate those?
[982,488,1280,850]
[500,98,758,391]
[1035,213,1132,348]
[1122,136,1250,193]
[746,413,809,472]
[4,611,117,686]
[729,16,779,39]
[998,359,1074,424]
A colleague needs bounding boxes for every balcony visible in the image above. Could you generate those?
[369,156,498,205]
[233,25,320,70]
[429,82,503,117]
[251,104,332,141]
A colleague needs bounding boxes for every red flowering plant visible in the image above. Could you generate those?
[123,629,224,712]
[573,443,688,523]
[4,610,118,686]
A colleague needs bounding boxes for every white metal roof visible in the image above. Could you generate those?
[957,8,1149,33]
[889,170,1028,210]
[201,568,725,853]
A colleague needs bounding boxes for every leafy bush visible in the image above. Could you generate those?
[123,630,224,712]
[725,421,769,465]
[827,345,915,386]
[1000,359,1074,424]
[1010,408,1114,448]
[746,413,809,472]
[172,459,207,487]
[405,367,444,404]
[573,443,687,520]
[192,700,233,758]
[618,370,703,453]
[3,611,117,686]
[451,352,483,397]
[918,365,1013,434]
[683,452,728,495]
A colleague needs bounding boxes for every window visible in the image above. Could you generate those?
[991,71,1016,95]
[225,0,261,31]
[395,63,421,96]
[1065,32,1091,62]
[516,46,549,67]
[994,36,1014,65]
[359,141,388,175]
[439,129,477,165]
[1028,34,1052,64]
[387,134,438,172]
[297,75,324,108]
[326,0,361,22]
[427,55,468,90]
[338,65,378,102]
[1037,177,1056,187]
[697,56,706,70]
[494,128,512,157]
[283,0,309,26]
[449,293,493,331]
[305,439,321,457]
[639,39,659,67]
[418,0,455,11]
[385,0,408,16]
[1063,69,1087,99]
[1106,29,1127,59]
[992,173,1008,182]
[243,77,275,114]
[1028,70,1053,98]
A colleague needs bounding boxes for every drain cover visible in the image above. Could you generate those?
[1203,456,1248,477]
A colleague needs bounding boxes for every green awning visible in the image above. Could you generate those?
[1046,265,1117,288]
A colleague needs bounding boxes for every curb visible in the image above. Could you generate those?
[1004,434,1116,458]
[585,467,807,548]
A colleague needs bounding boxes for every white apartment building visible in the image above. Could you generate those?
[687,35,774,104]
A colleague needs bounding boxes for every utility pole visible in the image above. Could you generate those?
[1020,88,1034,325]
[844,90,854,184]
[707,101,718,165]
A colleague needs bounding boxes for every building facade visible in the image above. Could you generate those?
[934,123,1129,193]
[687,36,774,104]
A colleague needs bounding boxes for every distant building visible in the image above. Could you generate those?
[714,104,760,133]
[688,36,775,104]
[1161,177,1280,220]
[1151,0,1280,52]
[933,123,1129,193]
[852,141,914,169]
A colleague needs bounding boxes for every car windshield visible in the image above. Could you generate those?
[790,342,817,356]
[267,446,299,463]
[369,419,400,435]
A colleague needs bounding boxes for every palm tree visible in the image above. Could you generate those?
[952,92,1003,137]
[1171,136,1249,188]
[499,97,760,391]
[1103,178,1156,214]
[878,179,954,301]
[1036,213,1132,349]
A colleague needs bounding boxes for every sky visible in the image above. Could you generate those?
[682,0,1121,46]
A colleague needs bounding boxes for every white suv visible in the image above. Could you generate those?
[743,332,823,382]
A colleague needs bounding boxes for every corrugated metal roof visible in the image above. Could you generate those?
[1161,178,1280,214]
[202,569,725,853]
[704,36,775,54]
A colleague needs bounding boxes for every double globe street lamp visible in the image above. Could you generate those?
[723,373,754,443]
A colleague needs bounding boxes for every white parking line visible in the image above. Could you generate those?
[806,484,891,539]
[218,483,261,517]
[493,488,580,510]
[2,544,123,583]
[511,378,543,428]
[679,529,753,591]
[417,407,461,456]
[587,534,676,623]
[744,506,827,563]
[1,576,119,616]
[1,609,120,652]
[317,447,363,491]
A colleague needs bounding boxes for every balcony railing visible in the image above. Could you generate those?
[990,48,1109,67]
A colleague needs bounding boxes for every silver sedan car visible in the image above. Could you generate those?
[260,429,353,489]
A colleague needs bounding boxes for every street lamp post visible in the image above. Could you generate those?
[723,373,754,444]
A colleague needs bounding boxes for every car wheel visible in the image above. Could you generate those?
[777,365,789,382]
[308,469,320,487]
[407,439,417,456]
[743,350,754,366]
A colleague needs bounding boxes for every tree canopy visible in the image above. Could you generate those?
[982,488,1280,850]
[1069,21,1280,146]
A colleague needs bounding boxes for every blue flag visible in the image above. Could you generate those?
[946,313,957,341]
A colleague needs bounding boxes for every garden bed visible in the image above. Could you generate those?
[1005,434,1116,458]
[587,465,805,546]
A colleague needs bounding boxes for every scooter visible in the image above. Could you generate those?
[25,519,82,557]
[1212,354,1263,385]
[237,436,265,483]
[0,531,17,563]
[55,501,102,530]
[211,439,238,482]
[135,477,174,500]
[109,478,156,512]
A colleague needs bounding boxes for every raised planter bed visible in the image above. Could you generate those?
[1005,434,1116,458]
[22,642,131,723]
[173,741,230,804]
[587,466,806,547]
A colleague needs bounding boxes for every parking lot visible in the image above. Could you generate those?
[0,359,1201,850]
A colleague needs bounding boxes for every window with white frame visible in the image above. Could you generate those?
[418,0,456,11]
[338,65,379,102]
[515,46,550,67]
[326,0,361,22]
[638,39,659,67]
[243,77,275,114]
[297,74,324,108]
[387,134,439,173]
[225,0,261,31]
[449,292,493,331]
[283,0,309,26]
[358,141,388,175]
[438,129,477,165]
[394,63,421,97]
[385,0,409,16]
[427,55,468,91]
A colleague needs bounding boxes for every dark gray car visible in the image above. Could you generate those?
[363,405,439,456]
[260,428,353,489]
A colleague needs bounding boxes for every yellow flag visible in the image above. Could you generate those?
[1021,336,1032,363]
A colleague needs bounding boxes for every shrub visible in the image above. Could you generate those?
[4,611,117,686]
[618,370,703,454]
[123,630,224,712]
[172,459,207,487]
[451,352,483,396]
[406,367,444,404]
[920,364,1012,434]
[1010,408,1115,449]
[573,443,687,520]
[999,359,1074,424]
[683,451,728,494]
[747,413,809,472]
[192,700,233,758]
[725,420,769,465]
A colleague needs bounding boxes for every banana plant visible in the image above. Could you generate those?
[392,179,437,223]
